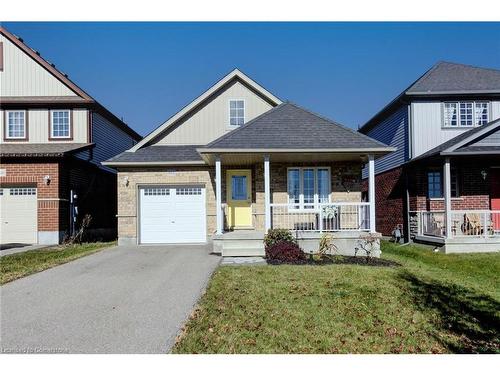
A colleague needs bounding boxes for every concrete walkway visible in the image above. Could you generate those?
[0,244,220,353]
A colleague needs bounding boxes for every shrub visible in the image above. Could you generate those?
[263,228,296,249]
[265,241,306,263]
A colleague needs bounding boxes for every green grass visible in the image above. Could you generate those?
[173,242,500,354]
[0,242,115,284]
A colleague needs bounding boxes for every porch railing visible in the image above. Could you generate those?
[414,210,500,238]
[270,202,370,232]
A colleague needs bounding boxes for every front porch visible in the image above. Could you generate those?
[203,151,379,256]
[411,209,500,253]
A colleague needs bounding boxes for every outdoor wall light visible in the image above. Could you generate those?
[43,175,51,185]
[122,176,129,187]
[481,169,488,180]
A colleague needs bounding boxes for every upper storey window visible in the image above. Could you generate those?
[5,110,27,140]
[229,100,245,126]
[50,110,71,139]
[443,101,489,127]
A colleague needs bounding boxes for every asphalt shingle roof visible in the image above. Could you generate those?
[105,145,203,163]
[0,143,93,157]
[204,102,390,150]
[407,61,500,94]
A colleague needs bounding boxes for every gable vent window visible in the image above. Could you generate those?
[229,100,245,126]
[443,101,489,127]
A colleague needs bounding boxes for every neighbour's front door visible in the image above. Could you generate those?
[227,170,252,229]
[491,168,500,231]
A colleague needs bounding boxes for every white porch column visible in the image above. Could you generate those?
[264,154,271,231]
[215,155,223,235]
[368,154,376,233]
[443,157,452,239]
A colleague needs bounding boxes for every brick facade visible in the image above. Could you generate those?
[365,158,497,238]
[363,166,405,236]
[116,161,363,242]
[0,158,118,243]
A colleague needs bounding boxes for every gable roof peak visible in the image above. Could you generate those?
[129,68,282,152]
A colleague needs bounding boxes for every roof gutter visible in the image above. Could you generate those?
[197,147,397,154]
[101,160,206,167]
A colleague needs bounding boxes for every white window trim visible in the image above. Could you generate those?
[287,167,331,212]
[442,101,490,128]
[5,110,27,139]
[50,109,71,139]
[228,99,245,128]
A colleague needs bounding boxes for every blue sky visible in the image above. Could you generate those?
[3,22,500,136]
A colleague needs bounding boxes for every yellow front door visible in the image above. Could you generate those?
[227,169,252,229]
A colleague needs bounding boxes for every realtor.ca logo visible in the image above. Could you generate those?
[1,347,69,354]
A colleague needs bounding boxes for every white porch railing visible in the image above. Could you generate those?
[414,210,500,238]
[270,202,370,232]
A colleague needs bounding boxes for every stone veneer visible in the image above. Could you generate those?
[117,161,364,244]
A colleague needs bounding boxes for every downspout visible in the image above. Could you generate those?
[404,103,412,243]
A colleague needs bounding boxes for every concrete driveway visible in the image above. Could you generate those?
[0,244,220,353]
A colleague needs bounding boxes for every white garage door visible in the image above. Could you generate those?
[139,186,206,244]
[0,187,38,244]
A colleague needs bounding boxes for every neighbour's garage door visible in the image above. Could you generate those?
[139,186,206,244]
[0,187,38,244]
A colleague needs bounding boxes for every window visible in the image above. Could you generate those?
[474,102,489,125]
[287,167,330,210]
[143,187,169,195]
[443,101,489,127]
[229,100,244,126]
[231,175,247,200]
[10,187,36,196]
[6,111,26,139]
[427,169,459,198]
[50,110,71,138]
[176,187,202,195]
[427,171,442,198]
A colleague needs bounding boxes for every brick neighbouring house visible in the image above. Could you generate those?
[0,26,141,245]
[360,61,500,253]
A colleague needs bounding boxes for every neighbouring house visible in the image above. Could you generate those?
[103,69,394,256]
[359,61,500,253]
[0,26,142,245]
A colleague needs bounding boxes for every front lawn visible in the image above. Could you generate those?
[173,241,500,354]
[0,242,115,284]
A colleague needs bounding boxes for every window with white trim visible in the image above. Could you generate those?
[50,110,71,138]
[443,101,489,127]
[6,110,26,139]
[287,167,330,210]
[229,100,244,126]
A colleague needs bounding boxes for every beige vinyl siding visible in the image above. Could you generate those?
[411,100,500,158]
[0,109,88,143]
[155,80,274,145]
[0,34,78,97]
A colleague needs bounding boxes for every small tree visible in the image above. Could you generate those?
[318,233,339,260]
[64,214,92,244]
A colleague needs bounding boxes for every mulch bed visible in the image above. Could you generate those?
[266,255,400,267]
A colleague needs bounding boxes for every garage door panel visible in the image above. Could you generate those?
[0,187,38,244]
[139,186,206,244]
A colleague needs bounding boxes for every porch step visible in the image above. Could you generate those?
[221,240,265,257]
